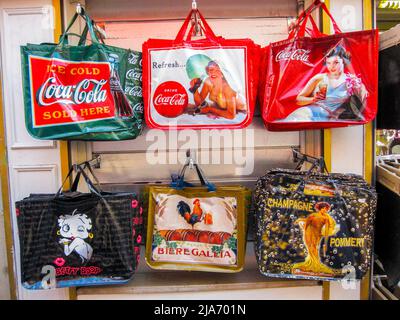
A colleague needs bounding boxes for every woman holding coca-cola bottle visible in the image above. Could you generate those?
[189,61,247,120]
[282,44,368,122]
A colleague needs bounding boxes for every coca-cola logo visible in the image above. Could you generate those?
[38,77,108,106]
[125,86,142,97]
[153,81,188,118]
[132,102,144,113]
[276,48,311,63]
[154,94,186,106]
[126,69,142,81]
[29,56,115,127]
[128,53,142,66]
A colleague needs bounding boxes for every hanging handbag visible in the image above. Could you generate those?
[145,157,251,272]
[142,8,260,129]
[260,0,379,131]
[16,163,143,289]
[254,163,377,281]
[20,9,144,140]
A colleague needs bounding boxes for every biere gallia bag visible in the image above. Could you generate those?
[145,160,251,272]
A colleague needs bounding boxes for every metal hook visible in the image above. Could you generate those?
[76,154,101,169]
[76,3,83,15]
[192,0,197,10]
[186,149,197,170]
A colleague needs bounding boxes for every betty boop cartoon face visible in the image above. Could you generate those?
[58,209,92,240]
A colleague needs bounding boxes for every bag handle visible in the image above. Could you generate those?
[289,14,324,39]
[58,10,100,47]
[61,20,105,46]
[70,161,102,192]
[56,163,102,198]
[174,9,219,44]
[289,0,341,40]
[319,1,342,34]
[170,164,216,192]
[170,152,216,192]
[292,152,338,195]
[185,20,205,42]
[56,165,76,197]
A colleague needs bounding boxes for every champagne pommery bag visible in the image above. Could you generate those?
[254,169,377,281]
[20,10,144,140]
[16,165,143,289]
[145,164,251,272]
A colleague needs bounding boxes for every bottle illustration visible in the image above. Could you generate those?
[108,53,133,118]
[317,81,328,100]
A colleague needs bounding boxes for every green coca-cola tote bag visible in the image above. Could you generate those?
[20,10,143,140]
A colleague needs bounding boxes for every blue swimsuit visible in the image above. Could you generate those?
[283,75,350,122]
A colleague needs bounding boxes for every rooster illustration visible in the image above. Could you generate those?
[177,199,212,228]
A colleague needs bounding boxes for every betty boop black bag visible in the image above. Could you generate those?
[16,164,143,289]
[254,168,377,281]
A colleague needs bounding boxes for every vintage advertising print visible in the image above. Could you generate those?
[147,47,249,128]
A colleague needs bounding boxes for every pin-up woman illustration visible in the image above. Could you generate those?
[283,44,368,122]
[292,202,340,275]
[187,55,247,120]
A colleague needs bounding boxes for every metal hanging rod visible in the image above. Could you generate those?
[377,154,400,164]
[75,154,101,170]
[191,0,203,38]
[292,147,327,172]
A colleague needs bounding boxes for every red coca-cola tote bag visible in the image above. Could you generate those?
[143,9,260,130]
[261,0,379,131]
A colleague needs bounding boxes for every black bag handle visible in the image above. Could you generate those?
[69,161,102,192]
[170,151,216,192]
[56,163,101,197]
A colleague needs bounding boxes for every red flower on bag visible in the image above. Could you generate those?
[54,257,66,267]
[16,208,20,217]
[131,200,138,208]
[139,207,143,215]
[137,235,142,244]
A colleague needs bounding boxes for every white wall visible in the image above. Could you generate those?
[0,0,68,299]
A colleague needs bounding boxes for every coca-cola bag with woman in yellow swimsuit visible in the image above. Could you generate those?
[142,8,260,129]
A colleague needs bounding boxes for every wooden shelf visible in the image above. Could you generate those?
[78,270,320,296]
[77,243,321,297]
